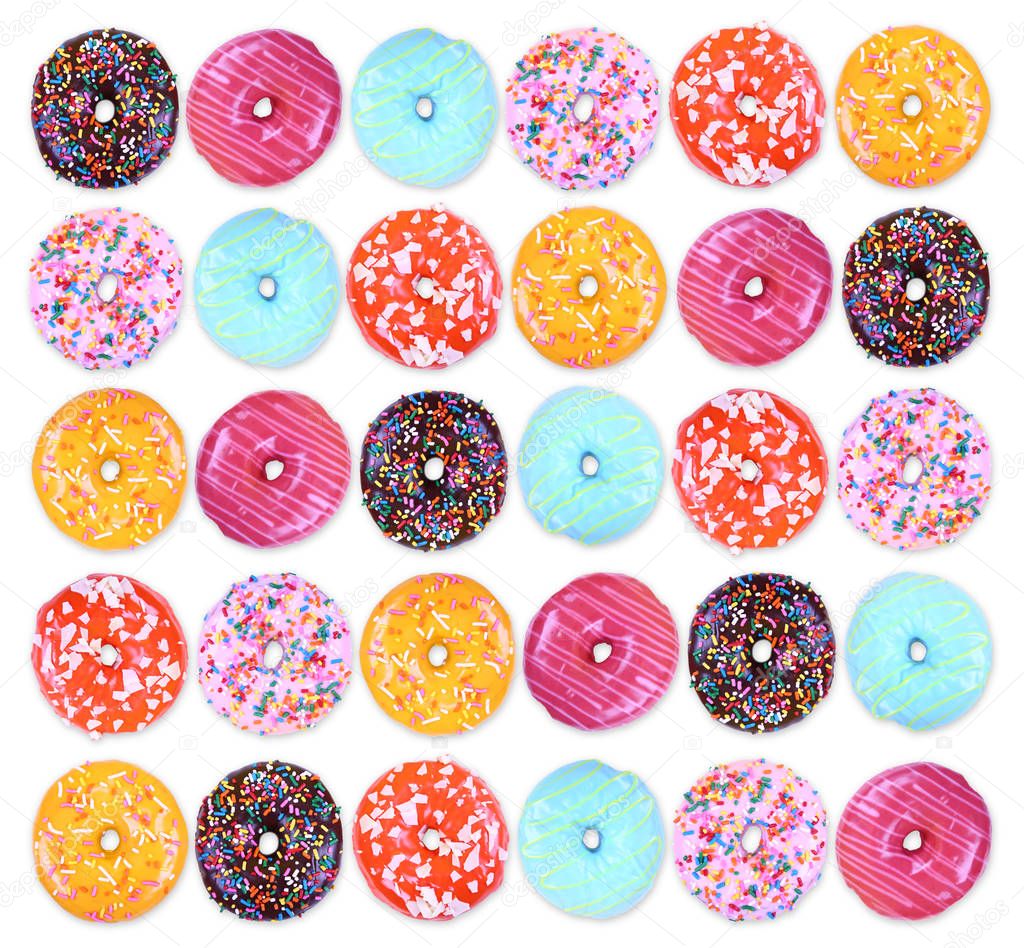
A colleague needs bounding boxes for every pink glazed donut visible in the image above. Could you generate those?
[187,30,342,186]
[836,763,991,920]
[677,209,831,366]
[196,390,350,549]
[199,572,351,735]
[524,573,678,730]
[837,389,991,551]
[674,758,827,921]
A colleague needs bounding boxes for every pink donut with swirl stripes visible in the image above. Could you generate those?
[836,762,991,920]
[678,209,831,366]
[524,573,678,730]
[196,390,350,548]
[187,30,342,186]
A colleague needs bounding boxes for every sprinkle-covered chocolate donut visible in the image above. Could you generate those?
[360,390,507,550]
[689,573,834,732]
[195,760,342,921]
[844,208,989,367]
[32,28,178,188]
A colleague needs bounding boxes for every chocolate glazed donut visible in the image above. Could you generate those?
[689,573,834,732]
[843,207,989,367]
[32,27,178,187]
[360,390,507,550]
[195,760,342,920]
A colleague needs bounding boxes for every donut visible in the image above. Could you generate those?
[519,760,663,918]
[361,573,513,734]
[196,760,342,920]
[519,388,663,544]
[669,25,824,186]
[353,757,508,920]
[347,206,501,368]
[33,574,186,737]
[361,390,507,550]
[352,29,496,187]
[836,26,989,187]
[674,758,827,921]
[837,388,991,550]
[689,573,834,732]
[196,390,350,549]
[673,389,827,552]
[188,30,341,187]
[195,209,340,367]
[843,207,989,367]
[524,573,678,730]
[506,28,659,189]
[34,760,186,921]
[32,28,178,188]
[836,763,990,919]
[33,388,186,550]
[847,573,991,729]
[677,209,831,366]
[199,573,351,735]
[511,207,665,368]
[29,209,183,370]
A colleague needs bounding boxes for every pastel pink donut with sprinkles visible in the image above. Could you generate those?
[506,28,659,190]
[837,388,992,551]
[674,758,828,921]
[199,573,351,735]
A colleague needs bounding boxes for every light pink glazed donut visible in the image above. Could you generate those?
[524,573,678,730]
[196,390,350,549]
[199,573,351,735]
[674,758,827,921]
[836,763,991,920]
[678,209,831,366]
[187,30,342,186]
[837,389,991,551]
[506,28,659,189]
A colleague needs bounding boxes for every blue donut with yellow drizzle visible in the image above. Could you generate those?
[352,29,497,187]
[195,209,339,367]
[847,572,991,729]
[518,387,662,544]
[519,760,663,918]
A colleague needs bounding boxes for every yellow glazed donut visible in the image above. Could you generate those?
[512,206,664,368]
[361,573,514,734]
[32,388,186,550]
[33,760,187,922]
[836,25,989,187]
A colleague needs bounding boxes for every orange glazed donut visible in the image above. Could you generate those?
[33,760,187,922]
[33,388,186,550]
[836,26,990,187]
[361,573,514,734]
[512,206,664,368]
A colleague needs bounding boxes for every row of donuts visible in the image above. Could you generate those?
[33,385,990,553]
[34,754,991,924]
[31,202,989,373]
[33,569,991,739]
[33,23,989,191]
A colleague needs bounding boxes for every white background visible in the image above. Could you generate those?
[0,0,1021,945]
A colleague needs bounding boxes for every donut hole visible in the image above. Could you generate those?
[738,94,759,118]
[902,94,923,118]
[740,824,763,854]
[94,98,116,124]
[751,639,773,664]
[739,459,760,482]
[420,827,442,851]
[902,829,923,852]
[580,452,600,477]
[902,455,925,485]
[427,643,449,668]
[572,92,596,124]
[415,276,435,300]
[258,830,280,855]
[423,456,445,482]
[743,276,765,298]
[98,644,120,667]
[592,641,613,664]
[905,276,927,302]
[99,829,120,852]
[264,459,285,482]
[415,96,435,120]
[258,276,278,300]
[908,638,928,663]
[96,272,118,303]
[252,96,273,119]
[99,459,121,483]
[578,274,599,299]
[581,827,602,851]
[263,640,285,669]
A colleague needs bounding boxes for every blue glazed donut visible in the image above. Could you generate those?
[352,29,497,186]
[847,573,991,729]
[518,387,662,544]
[519,760,663,918]
[195,209,340,367]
